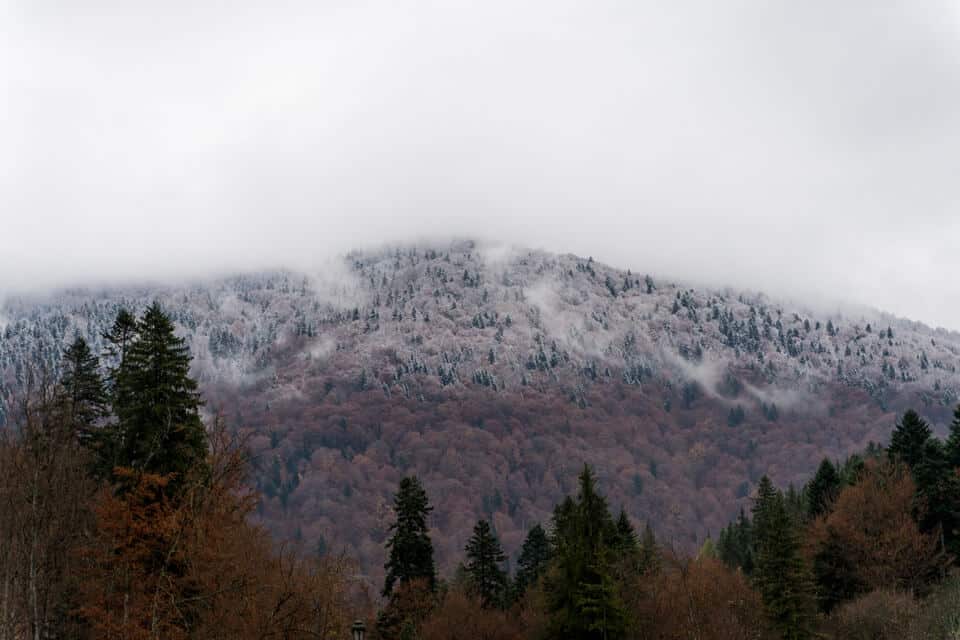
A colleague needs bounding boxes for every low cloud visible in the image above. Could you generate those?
[2,1,958,329]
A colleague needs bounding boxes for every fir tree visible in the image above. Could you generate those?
[614,509,638,555]
[59,335,107,434]
[717,509,753,574]
[102,308,138,397]
[515,523,551,597]
[945,405,960,468]
[753,482,816,640]
[637,522,660,574]
[812,527,865,613]
[888,409,933,469]
[110,302,207,481]
[383,476,436,597]
[806,458,840,519]
[464,519,507,608]
[544,465,627,639]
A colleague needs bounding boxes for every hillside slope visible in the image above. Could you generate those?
[2,241,958,583]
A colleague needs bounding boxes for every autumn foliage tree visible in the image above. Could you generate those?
[807,460,946,604]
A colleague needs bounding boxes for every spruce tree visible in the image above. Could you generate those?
[945,405,960,468]
[753,482,816,640]
[888,409,933,469]
[60,335,107,434]
[111,302,207,481]
[806,458,840,519]
[614,509,638,555]
[515,523,551,597]
[638,522,660,574]
[717,509,753,574]
[464,519,507,608]
[544,465,626,639]
[383,476,436,597]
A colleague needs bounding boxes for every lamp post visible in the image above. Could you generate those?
[351,620,366,640]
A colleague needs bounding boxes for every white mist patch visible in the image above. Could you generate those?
[303,335,336,361]
[305,257,370,311]
[525,278,612,358]
[661,350,728,401]
[742,381,809,412]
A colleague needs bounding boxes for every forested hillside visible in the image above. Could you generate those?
[2,241,958,582]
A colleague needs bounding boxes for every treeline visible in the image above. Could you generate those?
[711,407,960,639]
[5,302,960,639]
[372,408,960,640]
[373,463,766,639]
[0,304,357,639]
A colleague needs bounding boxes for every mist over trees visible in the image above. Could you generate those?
[3,249,960,638]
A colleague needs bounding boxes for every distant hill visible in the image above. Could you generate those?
[2,240,958,585]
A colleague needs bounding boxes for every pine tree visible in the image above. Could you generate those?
[806,458,840,519]
[383,476,436,597]
[464,519,507,608]
[515,523,551,597]
[59,335,107,434]
[110,303,207,482]
[888,409,933,469]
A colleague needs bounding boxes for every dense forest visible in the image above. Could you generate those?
[3,244,959,581]
[4,302,960,639]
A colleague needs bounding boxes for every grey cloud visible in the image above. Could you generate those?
[2,0,959,329]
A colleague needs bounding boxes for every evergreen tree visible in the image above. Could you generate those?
[544,465,626,639]
[945,405,960,468]
[383,476,437,597]
[751,476,778,547]
[812,527,866,613]
[515,523,551,597]
[637,522,660,574]
[102,308,138,393]
[110,303,207,481]
[888,409,933,469]
[464,519,507,608]
[717,509,753,574]
[614,509,638,555]
[59,335,107,434]
[806,458,840,519]
[753,483,816,640]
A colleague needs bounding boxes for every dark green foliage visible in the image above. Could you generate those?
[543,465,627,639]
[102,308,138,378]
[515,523,551,597]
[812,527,866,613]
[888,409,933,469]
[887,409,960,555]
[614,509,638,555]
[637,522,660,574]
[717,508,754,574]
[727,405,746,427]
[383,476,437,597]
[60,335,107,434]
[108,303,207,482]
[464,519,507,608]
[752,476,816,639]
[631,473,643,496]
[945,405,960,468]
[806,458,841,519]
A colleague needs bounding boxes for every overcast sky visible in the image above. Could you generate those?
[2,1,959,329]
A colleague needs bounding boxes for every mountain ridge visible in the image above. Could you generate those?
[1,240,957,584]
